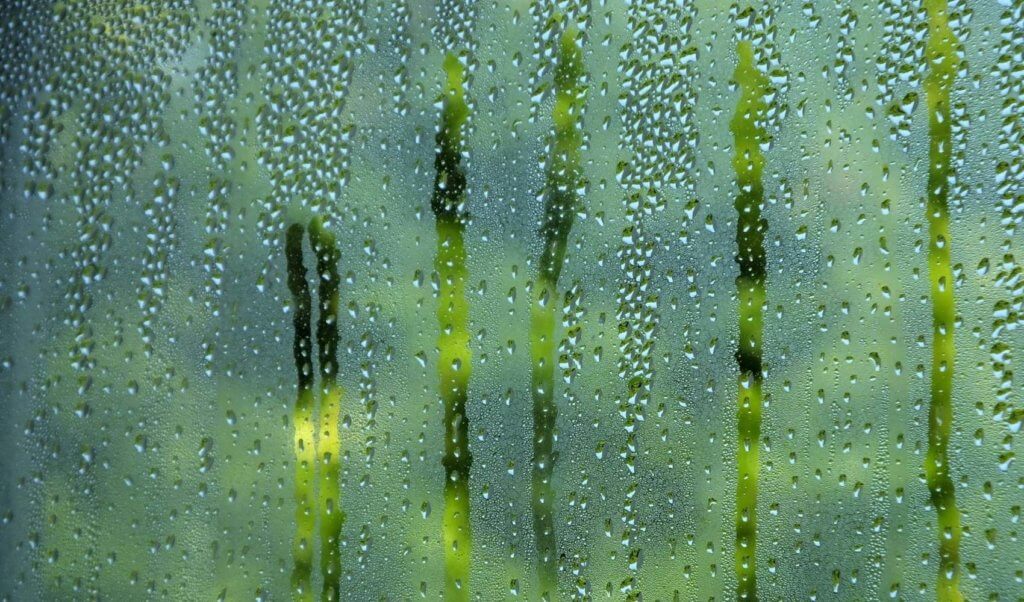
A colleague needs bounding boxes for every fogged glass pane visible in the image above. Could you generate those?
[1,0,1021,600]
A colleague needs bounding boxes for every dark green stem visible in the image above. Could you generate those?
[432,52,474,602]
[286,224,316,602]
[309,216,344,602]
[530,21,584,600]
[922,1,962,599]
[731,40,768,602]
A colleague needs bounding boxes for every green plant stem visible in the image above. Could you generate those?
[731,40,768,602]
[432,52,474,602]
[922,1,962,599]
[286,223,316,602]
[310,217,344,602]
[530,21,584,600]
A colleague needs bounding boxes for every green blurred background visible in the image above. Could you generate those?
[0,0,1021,599]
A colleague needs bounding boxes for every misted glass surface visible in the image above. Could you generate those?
[1,0,1022,600]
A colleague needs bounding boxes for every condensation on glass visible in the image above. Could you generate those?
[0,0,1021,600]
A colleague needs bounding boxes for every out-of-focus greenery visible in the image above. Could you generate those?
[730,37,769,601]
[0,0,1021,601]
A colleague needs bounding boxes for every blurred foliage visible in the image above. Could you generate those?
[0,0,1022,600]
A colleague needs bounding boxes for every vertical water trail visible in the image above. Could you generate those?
[614,0,696,594]
[922,1,962,599]
[530,21,584,600]
[731,40,769,602]
[309,217,344,602]
[614,191,658,600]
[286,224,317,601]
[430,52,474,601]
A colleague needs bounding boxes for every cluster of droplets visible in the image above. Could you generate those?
[875,0,927,110]
[876,0,970,154]
[559,283,586,386]
[0,0,54,163]
[876,0,974,156]
[257,0,366,235]
[732,3,788,131]
[433,0,478,61]
[14,7,65,208]
[356,330,380,491]
[528,0,590,126]
[616,0,698,192]
[613,189,662,599]
[193,0,249,376]
[12,1,196,597]
[136,173,178,349]
[611,0,700,596]
[832,1,858,95]
[992,4,1024,442]
[946,0,972,213]
[29,2,193,370]
[387,0,413,116]
[0,0,55,359]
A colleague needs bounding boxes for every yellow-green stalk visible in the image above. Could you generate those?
[922,1,962,599]
[530,21,584,600]
[431,52,474,601]
[731,40,768,602]
[286,223,316,602]
[309,217,344,602]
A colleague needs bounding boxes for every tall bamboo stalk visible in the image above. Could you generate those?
[530,21,584,600]
[922,1,962,599]
[309,217,344,602]
[431,52,474,601]
[730,40,768,602]
[286,223,317,602]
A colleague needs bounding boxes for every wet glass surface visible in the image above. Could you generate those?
[0,0,1022,600]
